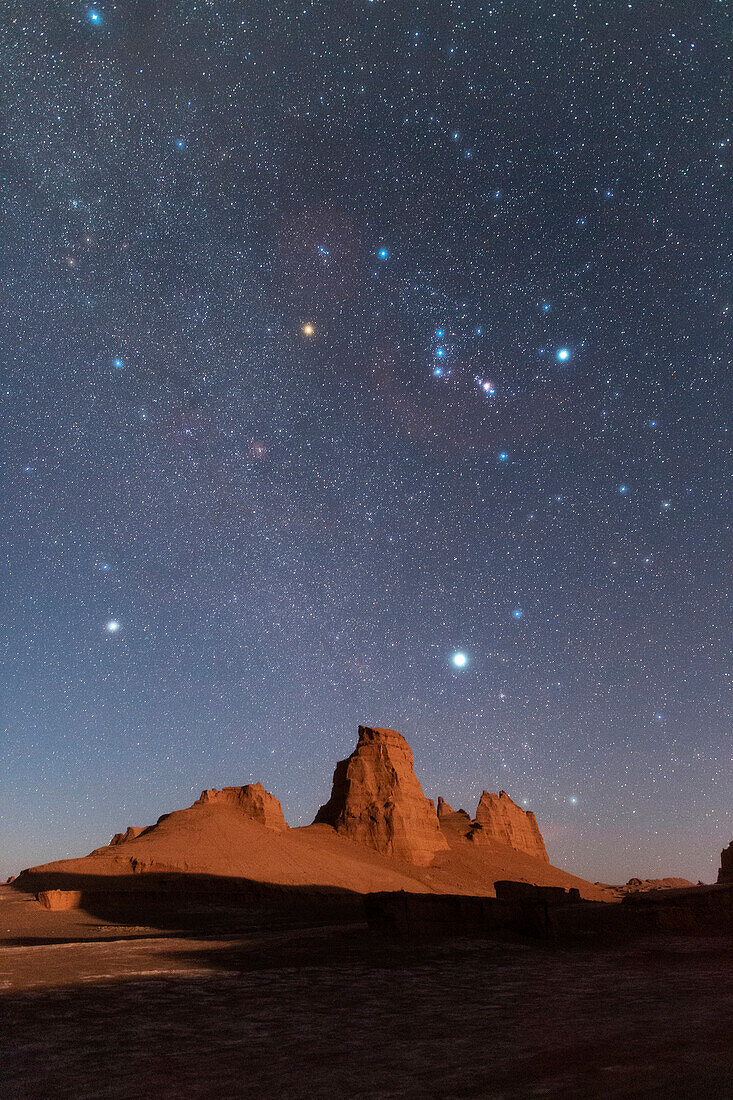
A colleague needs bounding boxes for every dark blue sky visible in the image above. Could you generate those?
[2,0,729,882]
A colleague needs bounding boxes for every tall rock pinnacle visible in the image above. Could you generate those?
[314,725,449,865]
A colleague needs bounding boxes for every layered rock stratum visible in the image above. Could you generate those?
[314,726,449,865]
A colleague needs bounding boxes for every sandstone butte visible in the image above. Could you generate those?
[16,725,611,902]
[472,790,549,862]
[314,725,449,865]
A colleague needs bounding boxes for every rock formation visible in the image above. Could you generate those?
[194,783,288,831]
[473,791,549,862]
[718,841,733,884]
[314,725,449,865]
[13,723,611,904]
[437,797,454,818]
[110,826,146,846]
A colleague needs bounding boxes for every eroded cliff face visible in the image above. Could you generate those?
[314,725,449,865]
[472,790,549,862]
[194,782,288,831]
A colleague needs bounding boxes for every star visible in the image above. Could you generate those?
[451,651,468,668]
[435,347,445,358]
[498,451,508,461]
[513,609,523,619]
[619,485,628,494]
[378,247,389,259]
[106,620,120,633]
[88,10,101,23]
[113,357,125,369]
[556,347,571,361]
[301,322,315,337]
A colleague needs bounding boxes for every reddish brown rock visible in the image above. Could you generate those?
[194,782,288,831]
[718,841,733,884]
[314,726,449,865]
[474,790,549,862]
[437,797,454,818]
[110,826,146,846]
[36,890,83,910]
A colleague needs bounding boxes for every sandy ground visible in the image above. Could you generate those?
[2,909,732,1100]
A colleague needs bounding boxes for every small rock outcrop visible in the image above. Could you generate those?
[718,841,733,884]
[473,790,549,862]
[437,796,454,818]
[314,726,449,865]
[195,782,288,831]
[110,826,146,846]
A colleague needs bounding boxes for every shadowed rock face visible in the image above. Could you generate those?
[314,726,449,865]
[437,797,454,818]
[194,783,288,831]
[473,791,549,863]
[718,841,733,884]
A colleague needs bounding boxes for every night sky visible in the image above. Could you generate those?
[3,1,729,884]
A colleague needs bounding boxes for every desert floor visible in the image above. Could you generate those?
[1,888,731,1099]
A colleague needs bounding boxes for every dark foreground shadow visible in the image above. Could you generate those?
[11,871,733,947]
[2,930,732,1100]
[11,870,366,935]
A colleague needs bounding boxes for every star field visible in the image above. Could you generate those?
[2,1,729,882]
